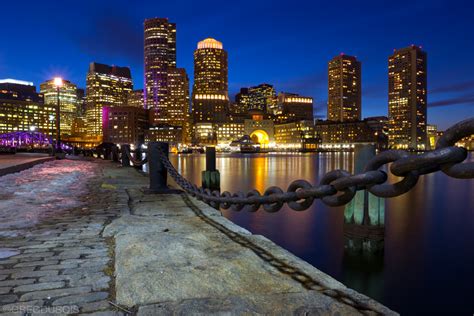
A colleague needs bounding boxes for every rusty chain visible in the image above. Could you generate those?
[153,117,473,212]
[123,147,148,166]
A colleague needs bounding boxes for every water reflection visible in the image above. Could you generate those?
[167,152,474,315]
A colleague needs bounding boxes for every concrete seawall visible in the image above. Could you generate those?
[101,164,397,315]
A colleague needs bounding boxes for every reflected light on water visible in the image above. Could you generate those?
[168,152,474,315]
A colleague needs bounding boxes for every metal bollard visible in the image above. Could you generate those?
[121,145,130,167]
[202,146,220,191]
[147,142,182,194]
[206,146,216,171]
[134,147,142,170]
[104,148,111,160]
[112,145,119,162]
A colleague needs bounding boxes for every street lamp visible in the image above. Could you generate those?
[53,77,63,152]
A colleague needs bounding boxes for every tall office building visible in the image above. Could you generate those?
[328,54,361,122]
[144,18,176,125]
[85,62,133,137]
[129,89,144,108]
[236,83,276,113]
[388,45,427,150]
[192,38,228,123]
[40,79,78,136]
[167,68,189,127]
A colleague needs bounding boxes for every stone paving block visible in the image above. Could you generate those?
[40,263,79,270]
[62,265,105,275]
[78,300,111,313]
[13,260,59,268]
[0,299,44,314]
[0,279,35,287]
[14,281,65,293]
[11,270,58,279]
[52,291,109,306]
[19,286,92,301]
[0,294,17,304]
[0,287,11,294]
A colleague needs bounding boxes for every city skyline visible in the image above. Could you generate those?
[1,1,473,129]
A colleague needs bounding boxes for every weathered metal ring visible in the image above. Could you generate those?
[263,186,285,213]
[436,117,474,179]
[390,146,467,177]
[242,190,261,212]
[364,150,419,197]
[287,180,314,211]
[230,191,246,212]
[331,170,387,191]
[320,170,356,206]
[209,190,221,209]
[220,191,232,209]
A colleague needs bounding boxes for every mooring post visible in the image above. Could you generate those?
[134,146,142,170]
[112,145,119,162]
[202,146,220,191]
[121,144,130,167]
[148,142,169,193]
[344,143,385,253]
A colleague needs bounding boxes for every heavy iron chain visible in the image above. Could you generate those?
[155,117,474,212]
[123,147,148,167]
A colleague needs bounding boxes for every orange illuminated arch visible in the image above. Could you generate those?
[250,130,270,145]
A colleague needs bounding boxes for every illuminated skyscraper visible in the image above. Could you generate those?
[129,89,144,108]
[40,79,78,136]
[328,54,361,122]
[144,18,176,125]
[167,68,189,128]
[236,83,276,113]
[85,62,133,137]
[388,45,427,150]
[192,38,228,123]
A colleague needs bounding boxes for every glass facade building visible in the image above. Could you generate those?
[328,54,361,122]
[388,46,427,150]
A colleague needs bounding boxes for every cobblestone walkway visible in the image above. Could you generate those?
[0,160,130,315]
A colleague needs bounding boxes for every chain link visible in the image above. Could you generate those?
[151,117,473,212]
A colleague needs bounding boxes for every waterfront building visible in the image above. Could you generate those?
[144,18,176,125]
[192,38,228,124]
[274,92,313,124]
[328,54,361,122]
[85,62,133,138]
[167,68,190,128]
[388,45,427,150]
[244,111,275,148]
[102,106,149,145]
[145,125,183,146]
[0,79,55,137]
[129,89,144,108]
[314,119,386,150]
[216,122,245,146]
[194,122,216,145]
[274,120,318,151]
[40,79,78,137]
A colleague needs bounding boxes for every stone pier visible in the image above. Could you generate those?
[0,160,397,315]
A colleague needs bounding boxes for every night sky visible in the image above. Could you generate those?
[1,0,473,129]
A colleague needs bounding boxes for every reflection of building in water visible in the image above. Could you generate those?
[344,144,385,253]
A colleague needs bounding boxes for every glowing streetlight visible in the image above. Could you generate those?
[53,77,63,153]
